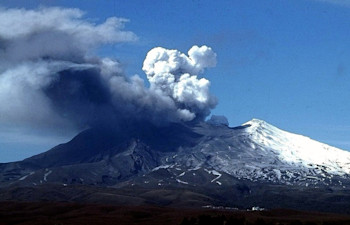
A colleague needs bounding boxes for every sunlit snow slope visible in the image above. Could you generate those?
[167,119,350,187]
[243,119,350,175]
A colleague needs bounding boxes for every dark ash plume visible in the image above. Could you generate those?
[0,6,218,135]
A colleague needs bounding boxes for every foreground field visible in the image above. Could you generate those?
[0,201,349,225]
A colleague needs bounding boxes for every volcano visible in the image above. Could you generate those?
[1,119,350,213]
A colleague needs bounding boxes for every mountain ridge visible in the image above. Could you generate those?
[242,118,350,175]
[1,118,350,187]
[0,118,350,213]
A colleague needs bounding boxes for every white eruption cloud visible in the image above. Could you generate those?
[143,46,217,120]
[0,6,218,134]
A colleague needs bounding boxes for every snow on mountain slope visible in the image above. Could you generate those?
[166,119,350,186]
[242,119,350,175]
[1,118,349,188]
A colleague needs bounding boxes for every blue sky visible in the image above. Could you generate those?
[1,0,350,162]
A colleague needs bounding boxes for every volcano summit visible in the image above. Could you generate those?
[1,118,350,213]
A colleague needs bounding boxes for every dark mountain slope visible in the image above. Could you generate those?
[1,119,350,213]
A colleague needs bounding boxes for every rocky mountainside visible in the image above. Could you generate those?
[1,119,350,212]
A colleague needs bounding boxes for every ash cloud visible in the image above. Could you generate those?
[0,6,218,134]
[207,115,229,127]
[143,46,217,121]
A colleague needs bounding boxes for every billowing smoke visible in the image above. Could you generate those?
[143,46,217,121]
[207,115,229,127]
[0,7,136,64]
[0,6,218,134]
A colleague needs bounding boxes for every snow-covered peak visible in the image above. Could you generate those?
[243,118,266,125]
[242,118,282,132]
[241,118,350,175]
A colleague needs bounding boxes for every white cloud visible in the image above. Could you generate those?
[142,45,217,120]
[0,7,137,63]
[0,7,136,43]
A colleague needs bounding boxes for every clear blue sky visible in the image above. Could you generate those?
[1,0,350,162]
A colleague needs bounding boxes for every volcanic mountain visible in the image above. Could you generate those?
[1,119,350,212]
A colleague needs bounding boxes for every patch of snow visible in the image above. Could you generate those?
[188,164,202,171]
[19,172,35,181]
[176,178,188,184]
[205,169,222,183]
[152,164,173,171]
[43,170,52,182]
[273,169,281,180]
